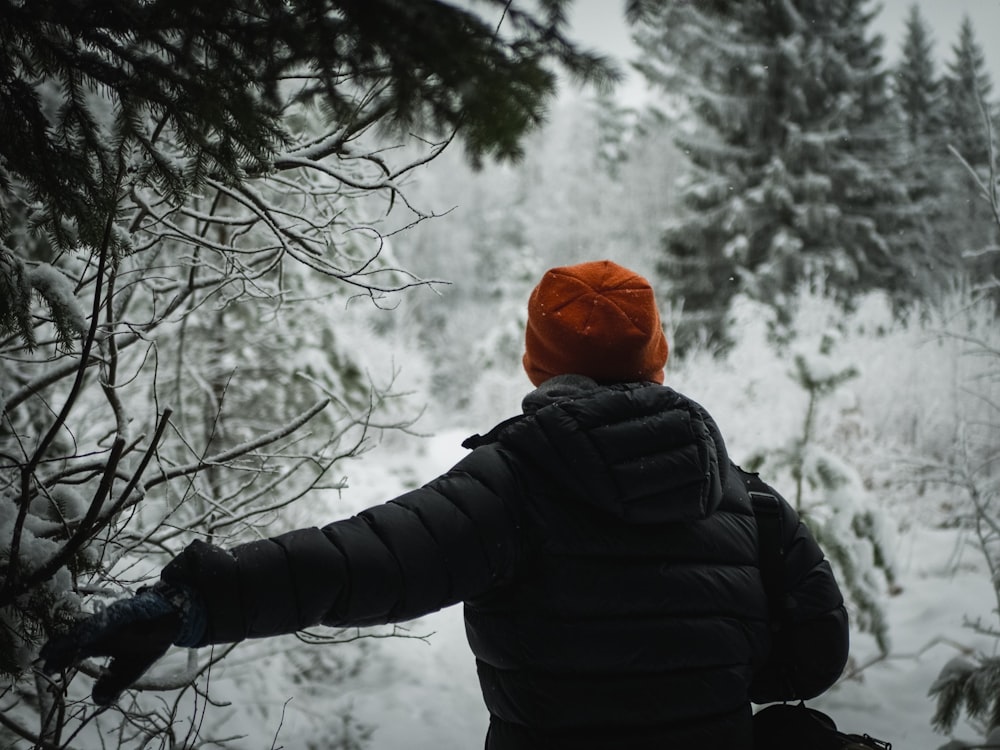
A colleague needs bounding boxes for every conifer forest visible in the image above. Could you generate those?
[1,1,999,747]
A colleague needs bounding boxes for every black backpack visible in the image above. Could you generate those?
[748,477,892,750]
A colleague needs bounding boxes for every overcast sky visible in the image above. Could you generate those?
[566,0,1000,104]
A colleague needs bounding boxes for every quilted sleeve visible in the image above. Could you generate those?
[160,445,525,645]
[748,482,850,703]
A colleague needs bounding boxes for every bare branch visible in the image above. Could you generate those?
[0,709,70,750]
[3,202,120,602]
[145,399,330,489]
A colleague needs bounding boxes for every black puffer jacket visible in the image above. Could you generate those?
[162,377,848,749]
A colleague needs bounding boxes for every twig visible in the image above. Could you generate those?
[0,709,69,750]
[841,635,976,682]
[144,399,329,488]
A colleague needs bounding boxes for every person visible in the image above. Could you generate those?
[42,260,849,749]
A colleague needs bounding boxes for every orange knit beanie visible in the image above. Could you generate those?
[522,260,669,387]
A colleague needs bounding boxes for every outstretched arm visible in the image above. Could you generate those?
[164,443,524,643]
[41,444,524,703]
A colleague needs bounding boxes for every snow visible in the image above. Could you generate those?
[29,486,87,524]
[928,656,977,694]
[812,524,997,748]
[723,233,749,260]
[27,263,86,334]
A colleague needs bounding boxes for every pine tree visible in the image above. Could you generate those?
[896,5,943,145]
[942,16,994,171]
[938,15,999,280]
[633,0,915,346]
[891,4,962,287]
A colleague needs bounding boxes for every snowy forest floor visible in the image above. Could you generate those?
[309,427,996,750]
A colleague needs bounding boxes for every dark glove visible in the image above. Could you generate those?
[40,585,183,706]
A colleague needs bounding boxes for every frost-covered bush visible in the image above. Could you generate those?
[743,326,897,655]
[925,134,1000,745]
[923,288,1000,744]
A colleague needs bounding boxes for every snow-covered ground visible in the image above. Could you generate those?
[814,523,996,749]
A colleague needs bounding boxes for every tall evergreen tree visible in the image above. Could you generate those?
[938,15,999,276]
[942,16,994,170]
[891,4,962,287]
[633,0,913,345]
[895,4,943,145]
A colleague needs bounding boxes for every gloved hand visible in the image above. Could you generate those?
[40,584,184,706]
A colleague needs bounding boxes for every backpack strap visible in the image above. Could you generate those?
[461,414,529,450]
[744,470,802,699]
[744,471,785,631]
[751,495,784,629]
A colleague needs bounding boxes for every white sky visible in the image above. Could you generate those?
[566,0,1000,104]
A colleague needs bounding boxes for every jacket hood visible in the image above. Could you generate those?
[499,376,729,524]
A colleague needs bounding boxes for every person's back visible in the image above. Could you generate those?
[463,382,845,748]
[42,260,849,750]
[464,377,769,748]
